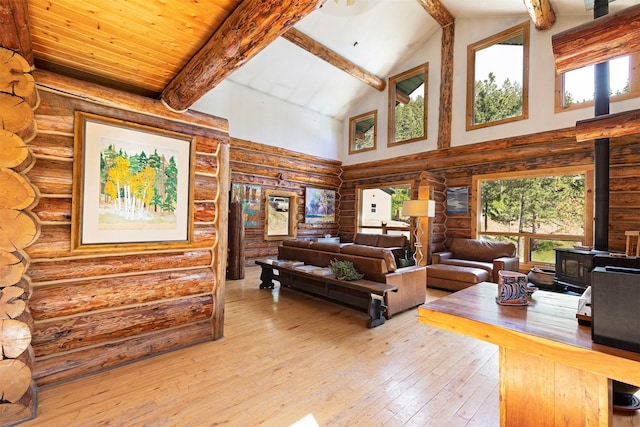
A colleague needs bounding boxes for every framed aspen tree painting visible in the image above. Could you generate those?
[71,112,195,251]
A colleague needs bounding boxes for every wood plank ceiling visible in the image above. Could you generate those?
[29,0,241,98]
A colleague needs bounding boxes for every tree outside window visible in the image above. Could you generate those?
[474,167,592,266]
[466,21,529,130]
[555,54,639,112]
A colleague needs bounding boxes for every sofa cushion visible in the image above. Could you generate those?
[377,234,407,248]
[282,239,312,248]
[447,238,515,262]
[341,244,397,271]
[353,233,379,246]
[440,259,493,274]
[309,242,341,253]
[427,264,490,284]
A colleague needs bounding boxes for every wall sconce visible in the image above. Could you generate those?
[403,199,435,266]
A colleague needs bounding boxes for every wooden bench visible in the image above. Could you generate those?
[255,259,398,328]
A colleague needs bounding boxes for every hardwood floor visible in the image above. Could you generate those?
[18,266,639,426]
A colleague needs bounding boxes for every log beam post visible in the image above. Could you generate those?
[551,3,640,73]
[415,0,455,149]
[0,0,33,66]
[281,28,385,91]
[161,0,325,112]
[414,0,454,28]
[523,0,556,31]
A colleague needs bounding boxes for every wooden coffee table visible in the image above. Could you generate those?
[256,259,397,328]
[418,282,640,426]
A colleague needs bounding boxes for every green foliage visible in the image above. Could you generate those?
[390,186,411,220]
[474,73,522,125]
[394,95,424,142]
[329,259,364,281]
[480,175,585,252]
[162,157,178,212]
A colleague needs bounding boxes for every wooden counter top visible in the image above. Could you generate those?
[418,282,640,387]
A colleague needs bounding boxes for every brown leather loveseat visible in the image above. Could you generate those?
[277,233,426,318]
[426,238,519,291]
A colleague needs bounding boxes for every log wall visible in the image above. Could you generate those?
[341,129,640,255]
[0,48,38,425]
[230,138,342,265]
[23,72,229,387]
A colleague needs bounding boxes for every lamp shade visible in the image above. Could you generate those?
[402,199,432,217]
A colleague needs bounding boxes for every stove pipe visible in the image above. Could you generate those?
[593,0,609,251]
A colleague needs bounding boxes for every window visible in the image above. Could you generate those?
[472,166,593,268]
[388,63,428,146]
[349,110,377,154]
[466,21,529,130]
[555,53,640,112]
[356,183,412,237]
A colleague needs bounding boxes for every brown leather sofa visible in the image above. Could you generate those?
[426,238,519,291]
[277,233,426,317]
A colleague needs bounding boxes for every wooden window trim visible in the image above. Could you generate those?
[349,110,377,154]
[554,53,640,113]
[466,21,530,131]
[387,63,428,146]
[471,165,594,269]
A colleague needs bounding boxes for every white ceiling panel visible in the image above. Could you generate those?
[225,0,640,120]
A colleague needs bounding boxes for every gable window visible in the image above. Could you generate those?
[349,110,377,154]
[466,21,530,130]
[555,53,640,112]
[472,166,593,269]
[388,63,428,146]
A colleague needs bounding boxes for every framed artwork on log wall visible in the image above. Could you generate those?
[305,187,336,224]
[231,183,261,227]
[71,112,195,251]
[447,186,469,215]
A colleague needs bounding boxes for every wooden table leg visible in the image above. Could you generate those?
[499,347,610,426]
[259,265,275,289]
[367,294,388,328]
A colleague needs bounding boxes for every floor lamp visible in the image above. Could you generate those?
[403,199,435,266]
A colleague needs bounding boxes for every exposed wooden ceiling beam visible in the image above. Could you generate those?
[0,0,33,66]
[523,0,556,31]
[161,0,325,112]
[552,3,640,73]
[281,28,385,92]
[414,0,454,27]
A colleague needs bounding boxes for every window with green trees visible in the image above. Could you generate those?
[388,63,428,146]
[555,53,640,112]
[467,21,529,130]
[473,167,593,266]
